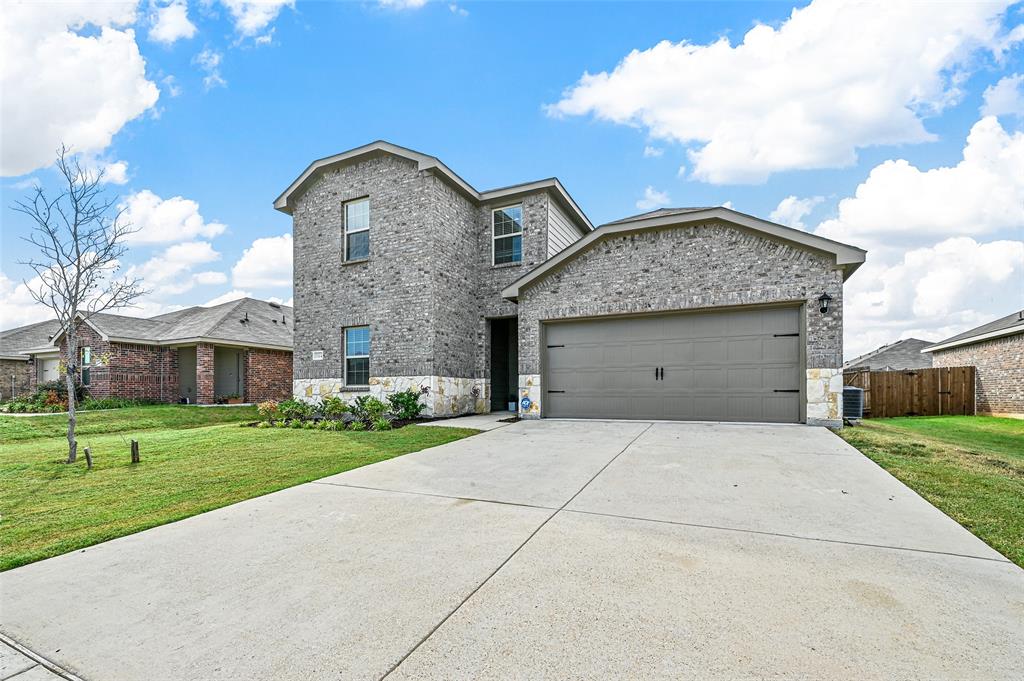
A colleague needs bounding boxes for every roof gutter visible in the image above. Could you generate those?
[921,324,1024,353]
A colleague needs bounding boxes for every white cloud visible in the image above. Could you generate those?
[815,116,1024,253]
[126,241,226,296]
[203,289,251,307]
[378,0,429,9]
[1,1,160,177]
[0,271,53,330]
[162,74,182,97]
[549,1,1021,184]
[843,237,1024,358]
[635,186,671,210]
[219,0,293,37]
[149,1,197,45]
[770,195,824,230]
[91,159,129,185]
[122,189,227,245]
[643,145,664,158]
[193,48,226,90]
[231,233,293,288]
[448,3,468,17]
[982,73,1024,117]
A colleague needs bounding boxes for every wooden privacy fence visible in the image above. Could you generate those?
[843,366,975,418]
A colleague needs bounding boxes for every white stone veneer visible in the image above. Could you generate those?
[806,368,843,427]
[292,377,489,417]
[518,374,542,419]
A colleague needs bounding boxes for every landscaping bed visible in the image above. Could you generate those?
[0,404,478,571]
[839,415,1024,568]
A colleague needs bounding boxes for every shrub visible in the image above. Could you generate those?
[317,419,345,431]
[289,419,304,428]
[387,389,425,421]
[351,395,388,423]
[257,400,280,422]
[256,421,272,429]
[278,398,313,422]
[320,396,349,418]
[370,416,393,431]
[347,420,366,431]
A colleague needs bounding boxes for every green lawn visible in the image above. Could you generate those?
[0,406,477,571]
[839,416,1024,567]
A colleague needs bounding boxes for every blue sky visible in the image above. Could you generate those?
[1,0,1022,358]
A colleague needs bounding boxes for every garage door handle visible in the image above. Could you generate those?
[546,344,565,349]
[547,390,565,394]
[773,389,799,393]
[773,333,800,337]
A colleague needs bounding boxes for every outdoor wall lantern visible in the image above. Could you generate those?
[818,292,833,314]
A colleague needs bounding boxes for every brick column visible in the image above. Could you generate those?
[196,343,215,404]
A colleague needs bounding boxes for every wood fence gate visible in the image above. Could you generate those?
[843,366,975,418]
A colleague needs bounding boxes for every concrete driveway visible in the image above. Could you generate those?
[2,420,1022,680]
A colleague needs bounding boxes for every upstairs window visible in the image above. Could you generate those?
[344,198,370,262]
[344,326,370,386]
[492,205,523,265]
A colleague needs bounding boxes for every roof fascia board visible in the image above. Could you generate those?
[481,179,594,231]
[128,336,293,352]
[20,347,60,356]
[50,315,109,345]
[274,141,478,213]
[0,353,29,361]
[274,142,595,232]
[501,207,867,301]
[922,324,1024,353]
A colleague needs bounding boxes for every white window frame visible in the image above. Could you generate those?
[343,326,370,387]
[80,346,91,366]
[343,198,370,262]
[491,204,523,265]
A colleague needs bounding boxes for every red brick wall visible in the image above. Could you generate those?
[196,343,215,404]
[59,322,112,398]
[56,322,179,402]
[245,348,293,402]
[107,342,178,401]
[932,333,1024,416]
[0,359,33,400]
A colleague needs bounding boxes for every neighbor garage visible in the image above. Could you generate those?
[502,207,866,427]
[544,306,802,422]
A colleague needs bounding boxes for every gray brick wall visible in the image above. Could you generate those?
[292,154,562,384]
[292,154,438,380]
[516,223,845,374]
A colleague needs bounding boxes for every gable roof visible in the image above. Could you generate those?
[843,338,934,371]
[923,309,1024,353]
[501,206,867,301]
[273,140,593,232]
[44,298,294,352]
[0,320,62,359]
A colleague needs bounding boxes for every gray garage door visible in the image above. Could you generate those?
[543,307,802,422]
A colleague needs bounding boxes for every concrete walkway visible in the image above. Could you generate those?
[1,420,1022,680]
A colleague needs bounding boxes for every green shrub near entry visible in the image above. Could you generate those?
[387,389,425,421]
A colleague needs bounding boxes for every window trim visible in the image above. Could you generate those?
[80,346,91,366]
[343,197,370,263]
[343,325,370,387]
[491,204,523,266]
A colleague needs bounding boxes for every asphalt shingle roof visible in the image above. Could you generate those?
[1,298,293,353]
[602,207,716,226]
[0,320,62,357]
[927,309,1024,348]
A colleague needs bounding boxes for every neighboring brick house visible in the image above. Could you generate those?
[1,298,293,404]
[844,338,934,371]
[923,310,1024,418]
[278,141,866,427]
[0,320,61,400]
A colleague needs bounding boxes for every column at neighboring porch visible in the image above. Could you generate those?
[196,342,215,404]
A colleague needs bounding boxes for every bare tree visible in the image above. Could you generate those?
[13,145,145,463]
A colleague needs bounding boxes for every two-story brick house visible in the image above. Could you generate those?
[277,141,866,427]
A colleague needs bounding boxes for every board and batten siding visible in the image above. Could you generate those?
[547,198,585,257]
